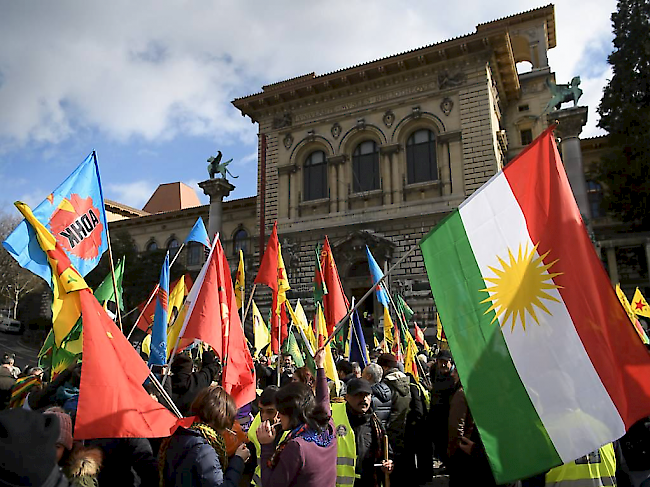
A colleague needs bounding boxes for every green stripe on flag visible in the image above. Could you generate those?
[420,211,561,483]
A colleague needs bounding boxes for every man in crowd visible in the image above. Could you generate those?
[270,352,295,387]
[362,363,392,428]
[332,377,393,487]
[0,355,16,410]
[428,349,456,468]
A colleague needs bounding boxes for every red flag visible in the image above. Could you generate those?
[176,238,256,408]
[134,274,193,332]
[321,236,349,335]
[254,221,279,291]
[414,323,425,345]
[269,299,289,354]
[75,290,179,439]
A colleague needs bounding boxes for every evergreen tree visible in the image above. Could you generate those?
[594,0,650,228]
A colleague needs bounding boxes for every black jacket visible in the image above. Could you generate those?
[370,381,392,429]
[87,438,158,487]
[0,366,16,410]
[347,405,390,487]
[171,350,220,415]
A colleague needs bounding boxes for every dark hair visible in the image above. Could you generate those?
[190,385,237,431]
[275,382,329,432]
[293,367,315,389]
[259,385,279,406]
[336,360,353,376]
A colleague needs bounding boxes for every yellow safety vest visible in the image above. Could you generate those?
[546,443,617,487]
[331,402,359,486]
[247,413,289,487]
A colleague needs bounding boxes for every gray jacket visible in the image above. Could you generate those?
[382,368,412,451]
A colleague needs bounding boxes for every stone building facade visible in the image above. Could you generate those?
[232,6,558,330]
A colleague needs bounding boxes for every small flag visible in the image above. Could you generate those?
[282,329,305,368]
[383,307,394,349]
[366,246,389,307]
[94,257,125,312]
[235,250,245,310]
[316,303,340,395]
[616,285,650,345]
[185,217,211,248]
[349,309,370,369]
[252,301,271,357]
[632,288,650,319]
[396,294,414,322]
[148,253,169,368]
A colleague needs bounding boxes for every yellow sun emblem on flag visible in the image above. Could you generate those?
[481,243,563,331]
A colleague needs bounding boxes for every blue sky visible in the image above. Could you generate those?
[0,0,616,213]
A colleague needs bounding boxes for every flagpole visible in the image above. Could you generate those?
[242,284,257,325]
[125,243,186,341]
[319,244,418,352]
[148,371,182,418]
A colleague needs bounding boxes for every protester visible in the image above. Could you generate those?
[26,365,77,411]
[160,384,250,487]
[248,386,282,487]
[428,349,456,467]
[9,369,43,409]
[351,362,362,379]
[403,371,428,484]
[0,408,70,486]
[362,363,392,428]
[62,444,103,487]
[292,366,316,392]
[332,377,393,487]
[44,407,74,463]
[270,353,295,387]
[3,353,20,378]
[0,357,17,410]
[256,348,337,486]
[170,349,220,415]
[377,352,411,480]
[87,437,158,487]
[619,416,650,486]
[255,355,273,390]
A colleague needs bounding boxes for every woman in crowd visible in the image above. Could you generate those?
[256,348,337,487]
[292,366,315,392]
[160,385,251,487]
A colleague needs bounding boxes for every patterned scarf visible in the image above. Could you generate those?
[158,422,228,487]
[267,423,309,469]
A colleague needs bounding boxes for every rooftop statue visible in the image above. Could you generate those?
[543,76,583,114]
[207,151,238,180]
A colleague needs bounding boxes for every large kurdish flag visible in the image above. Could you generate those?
[420,127,650,483]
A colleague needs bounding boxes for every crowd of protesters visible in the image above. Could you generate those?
[1,342,650,487]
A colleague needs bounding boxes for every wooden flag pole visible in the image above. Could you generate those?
[242,284,257,325]
[125,243,186,341]
[384,435,390,487]
[319,244,418,352]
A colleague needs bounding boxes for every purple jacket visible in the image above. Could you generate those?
[260,368,337,487]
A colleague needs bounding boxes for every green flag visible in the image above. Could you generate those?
[281,327,305,367]
[396,294,414,323]
[94,257,125,311]
[313,244,328,306]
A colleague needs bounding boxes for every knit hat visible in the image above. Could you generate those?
[377,353,398,368]
[44,408,73,451]
[437,350,453,361]
[0,409,59,487]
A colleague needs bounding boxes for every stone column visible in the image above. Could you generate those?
[380,144,400,205]
[551,107,590,220]
[198,178,235,240]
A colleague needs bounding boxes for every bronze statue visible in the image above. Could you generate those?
[543,76,583,114]
[207,151,238,179]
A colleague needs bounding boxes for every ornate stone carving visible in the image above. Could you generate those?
[382,110,395,127]
[440,97,453,116]
[331,122,342,139]
[412,106,421,119]
[272,112,292,129]
[356,118,366,130]
[438,70,466,89]
[283,133,294,149]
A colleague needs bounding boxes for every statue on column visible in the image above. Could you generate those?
[207,151,239,180]
[543,76,583,114]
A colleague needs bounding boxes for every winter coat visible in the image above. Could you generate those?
[428,367,456,462]
[0,366,16,409]
[382,368,411,453]
[27,369,73,411]
[171,350,220,415]
[162,427,245,487]
[63,445,103,487]
[347,405,391,487]
[370,382,392,429]
[87,438,158,487]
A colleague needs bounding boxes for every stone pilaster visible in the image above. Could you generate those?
[198,178,235,239]
[550,106,590,220]
[380,143,400,205]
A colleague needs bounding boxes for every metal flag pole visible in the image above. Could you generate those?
[148,370,182,418]
[319,244,418,352]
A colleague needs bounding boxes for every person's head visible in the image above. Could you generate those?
[281,353,293,369]
[336,360,353,380]
[362,363,383,385]
[258,386,279,422]
[190,385,237,433]
[376,353,398,373]
[28,366,44,379]
[275,382,329,432]
[436,350,454,375]
[351,362,362,379]
[258,355,268,366]
[0,409,61,486]
[43,407,73,462]
[292,366,315,390]
[345,378,373,415]
[2,353,14,366]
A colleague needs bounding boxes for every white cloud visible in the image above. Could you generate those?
[106,180,156,209]
[0,0,618,149]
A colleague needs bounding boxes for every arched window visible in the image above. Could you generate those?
[146,240,158,252]
[406,129,437,184]
[352,141,380,192]
[167,238,180,259]
[233,228,248,255]
[186,242,203,266]
[303,150,328,201]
